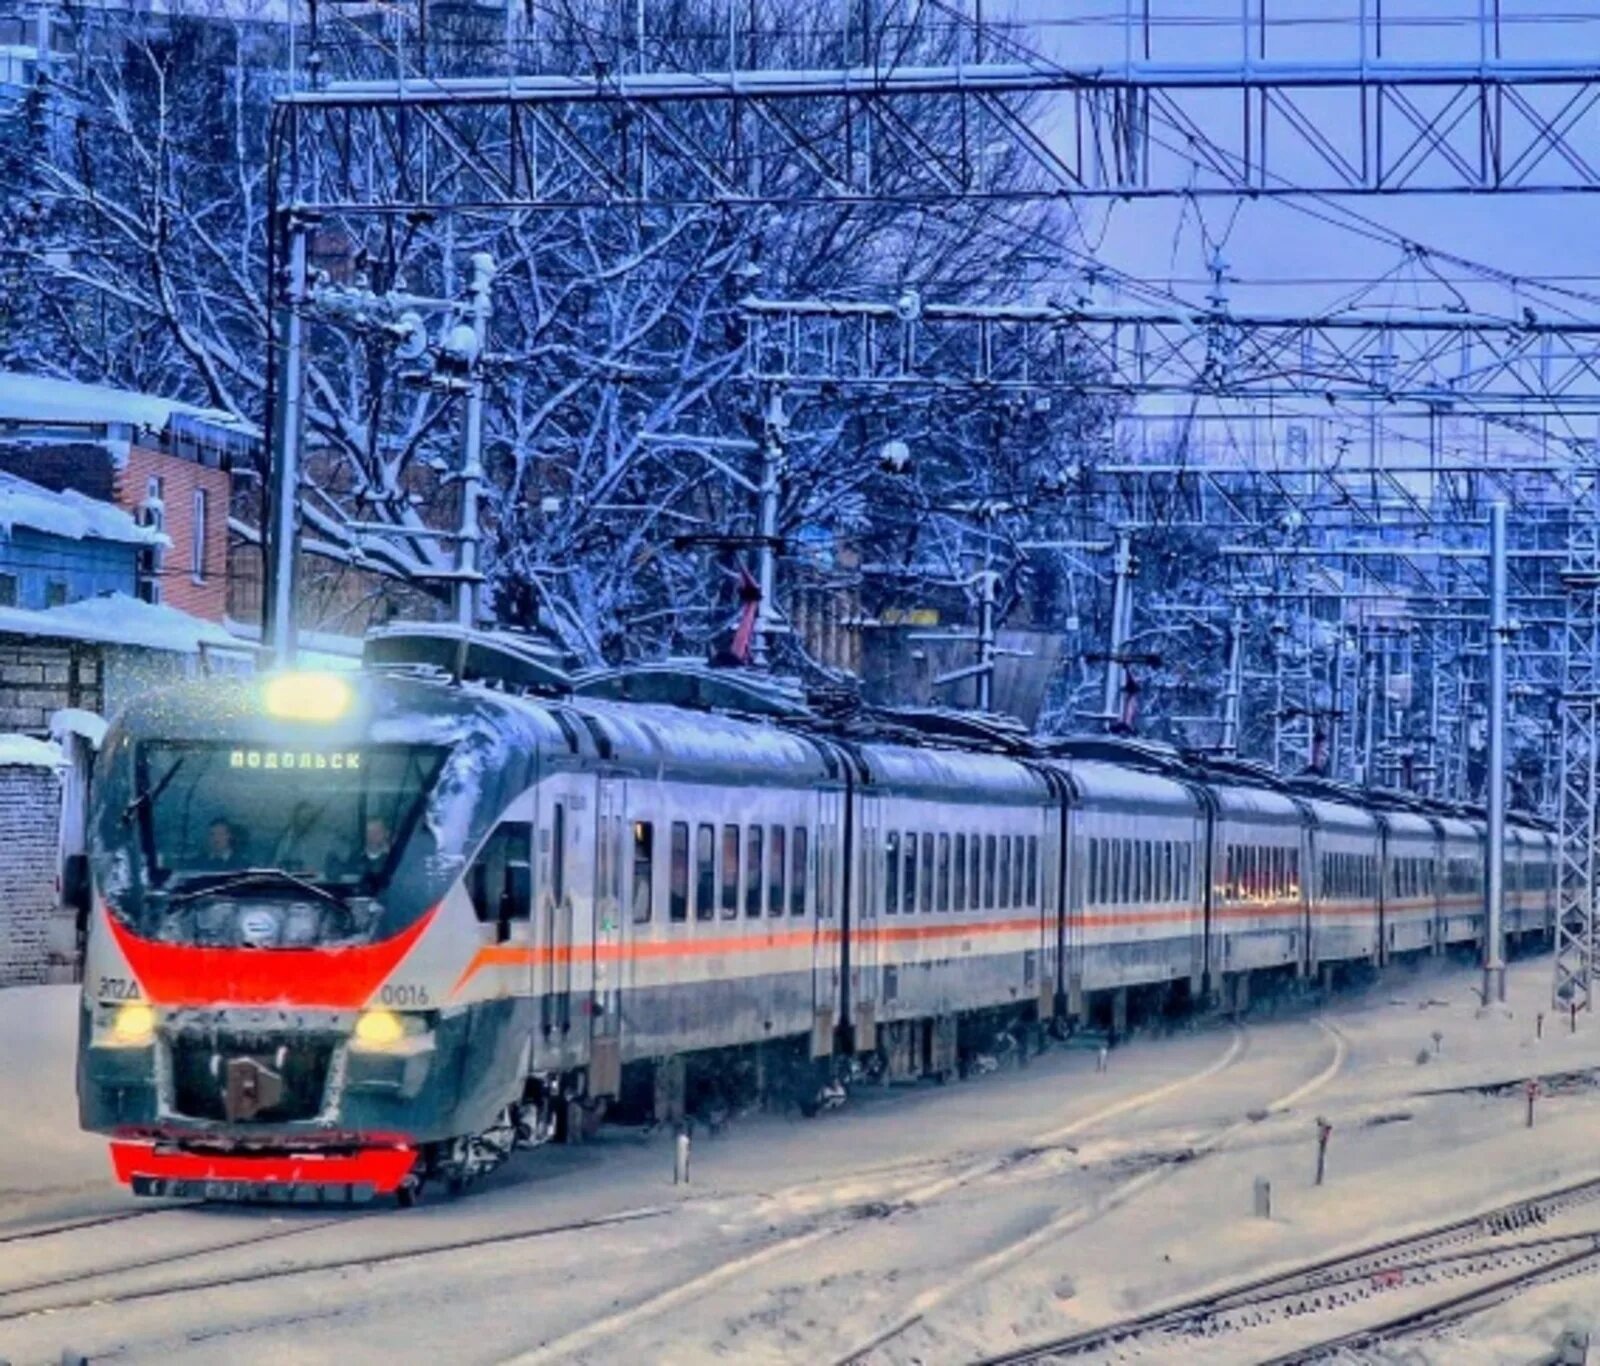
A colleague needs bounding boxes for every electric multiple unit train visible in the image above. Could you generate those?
[79,629,1554,1203]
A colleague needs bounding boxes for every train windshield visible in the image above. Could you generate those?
[131,742,447,895]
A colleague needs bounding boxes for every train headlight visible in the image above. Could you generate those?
[353,1008,406,1049]
[263,671,353,723]
[110,1001,156,1045]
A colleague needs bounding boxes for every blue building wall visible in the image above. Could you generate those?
[0,526,139,610]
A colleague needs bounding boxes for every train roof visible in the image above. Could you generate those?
[564,698,833,785]
[104,669,566,753]
[1046,757,1201,812]
[1300,797,1378,835]
[1210,784,1305,824]
[853,742,1049,803]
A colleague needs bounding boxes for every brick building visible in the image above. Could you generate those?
[0,735,64,986]
[0,371,256,622]
[0,594,252,733]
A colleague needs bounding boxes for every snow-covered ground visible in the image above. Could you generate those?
[2,954,1598,1365]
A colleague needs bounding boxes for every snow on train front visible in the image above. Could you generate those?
[77,668,546,1204]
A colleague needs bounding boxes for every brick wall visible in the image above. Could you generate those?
[120,446,230,621]
[0,441,117,502]
[0,761,63,986]
[0,638,101,732]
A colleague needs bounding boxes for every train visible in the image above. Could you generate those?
[78,626,1555,1203]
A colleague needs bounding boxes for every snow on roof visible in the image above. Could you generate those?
[0,594,251,655]
[0,371,259,442]
[0,470,167,548]
[50,707,108,748]
[0,734,64,769]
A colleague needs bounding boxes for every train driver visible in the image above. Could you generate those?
[342,816,393,890]
[201,817,246,870]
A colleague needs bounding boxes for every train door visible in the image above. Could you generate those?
[853,792,882,1053]
[537,783,576,1051]
[813,787,845,1057]
[588,776,625,1100]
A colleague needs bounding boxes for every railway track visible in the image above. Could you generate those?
[974,1173,1600,1365]
[0,1204,669,1324]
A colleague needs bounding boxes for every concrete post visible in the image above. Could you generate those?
[455,253,495,630]
[1103,531,1133,728]
[265,215,309,666]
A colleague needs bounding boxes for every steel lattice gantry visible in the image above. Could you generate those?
[1556,464,1600,1012]
[271,58,1600,210]
[739,296,1600,412]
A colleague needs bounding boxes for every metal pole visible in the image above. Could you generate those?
[1272,620,1286,772]
[754,386,785,667]
[455,252,495,630]
[1361,629,1378,786]
[977,546,996,714]
[1103,530,1133,727]
[265,214,309,666]
[1221,600,1244,755]
[1485,499,1509,1004]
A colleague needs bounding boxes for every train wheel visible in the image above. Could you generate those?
[395,1174,424,1209]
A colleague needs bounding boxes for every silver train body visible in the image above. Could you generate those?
[81,653,1553,1195]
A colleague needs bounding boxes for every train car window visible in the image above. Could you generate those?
[791,827,808,916]
[1290,847,1300,896]
[937,833,951,911]
[1087,838,1100,906]
[920,832,935,914]
[547,802,567,907]
[768,826,786,917]
[1142,842,1155,904]
[669,822,690,923]
[1179,843,1192,901]
[984,834,998,909]
[955,833,969,909]
[997,837,1012,910]
[467,821,533,931]
[596,814,610,912]
[632,821,655,923]
[904,832,919,915]
[885,831,900,913]
[969,834,982,909]
[1027,836,1039,906]
[696,824,715,921]
[745,826,764,918]
[721,825,740,918]
[1011,836,1026,907]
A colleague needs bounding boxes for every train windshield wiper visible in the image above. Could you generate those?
[165,868,349,909]
[121,756,185,825]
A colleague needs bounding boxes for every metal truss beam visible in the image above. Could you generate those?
[1556,463,1600,1011]
[741,296,1600,412]
[274,58,1600,209]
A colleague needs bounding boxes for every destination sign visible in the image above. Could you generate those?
[229,749,363,772]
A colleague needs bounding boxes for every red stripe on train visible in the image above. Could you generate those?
[109,1141,416,1193]
[105,904,439,1009]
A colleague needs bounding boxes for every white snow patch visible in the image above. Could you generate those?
[0,370,257,440]
[49,707,107,748]
[0,594,248,655]
[0,471,167,547]
[0,733,64,768]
